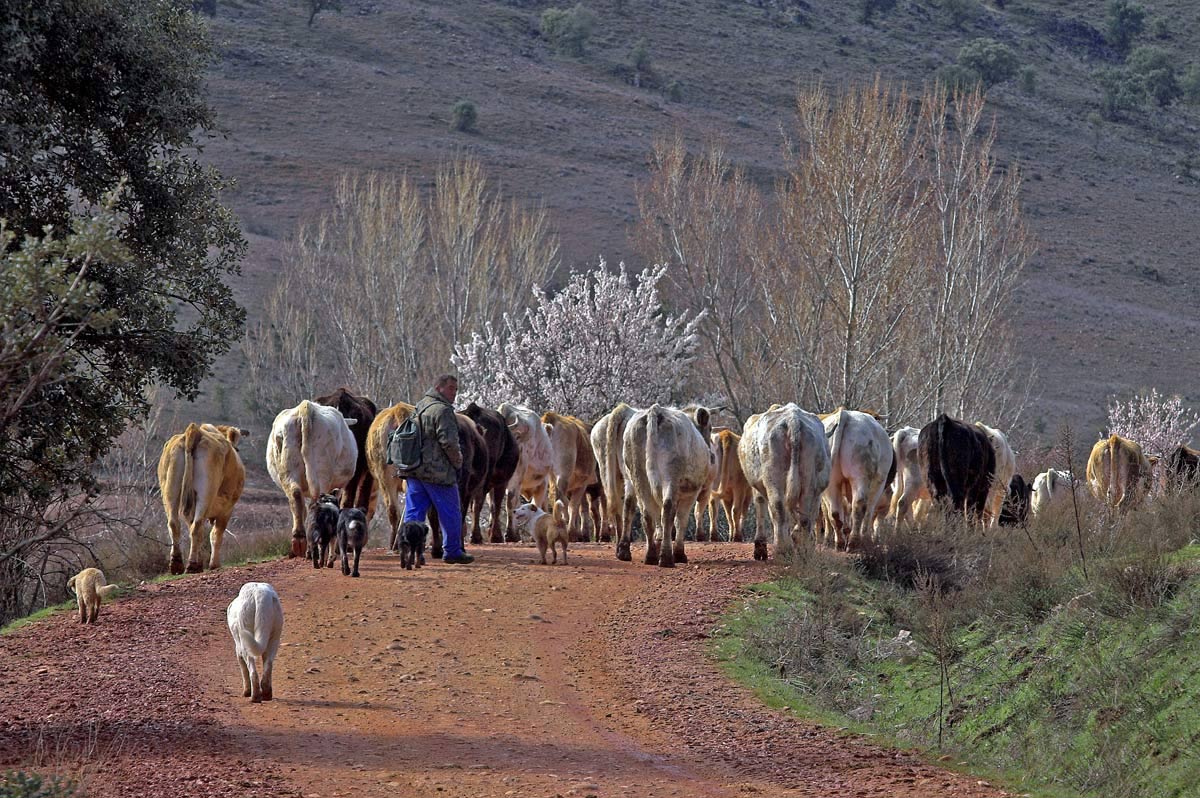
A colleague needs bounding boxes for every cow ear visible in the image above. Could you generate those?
[224,427,242,446]
[695,407,710,429]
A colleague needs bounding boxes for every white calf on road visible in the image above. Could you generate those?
[227,582,284,703]
[499,402,554,518]
[739,403,831,561]
[267,400,359,557]
[889,426,930,525]
[621,404,713,568]
[822,409,893,550]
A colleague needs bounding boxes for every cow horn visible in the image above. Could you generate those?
[343,417,358,427]
[508,421,519,429]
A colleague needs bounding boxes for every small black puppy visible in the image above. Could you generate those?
[400,521,428,571]
[306,496,340,570]
[338,507,369,577]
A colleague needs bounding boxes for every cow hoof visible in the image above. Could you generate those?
[505,534,520,544]
[616,543,632,562]
[674,549,687,564]
[753,541,769,561]
[470,533,483,545]
[169,558,184,576]
[643,547,658,565]
[289,538,307,559]
[352,571,360,578]
[489,533,503,544]
[261,688,273,701]
[658,552,675,568]
[431,548,444,560]
[185,562,203,574]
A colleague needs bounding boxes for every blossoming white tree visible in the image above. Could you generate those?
[1106,389,1200,456]
[453,261,705,420]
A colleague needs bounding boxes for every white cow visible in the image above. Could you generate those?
[739,403,831,561]
[1031,468,1074,516]
[498,403,554,527]
[822,409,894,549]
[591,403,639,556]
[975,422,1016,527]
[621,404,713,568]
[227,582,284,703]
[889,426,929,525]
[266,400,359,557]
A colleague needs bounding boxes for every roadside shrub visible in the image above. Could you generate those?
[1105,0,1147,57]
[663,79,682,102]
[540,4,597,57]
[1098,66,1144,119]
[1018,65,1037,94]
[958,38,1019,87]
[859,0,896,25]
[1098,554,1185,613]
[1128,45,1181,106]
[451,99,477,132]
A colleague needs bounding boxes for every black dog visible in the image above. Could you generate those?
[337,507,369,577]
[400,521,427,571]
[306,495,340,569]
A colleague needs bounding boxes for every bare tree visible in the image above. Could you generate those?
[243,159,558,417]
[634,136,777,423]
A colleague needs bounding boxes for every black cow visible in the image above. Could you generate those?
[461,402,521,544]
[998,474,1033,527]
[337,506,369,577]
[315,388,378,512]
[918,414,996,520]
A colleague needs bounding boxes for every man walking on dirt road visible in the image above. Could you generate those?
[403,375,473,564]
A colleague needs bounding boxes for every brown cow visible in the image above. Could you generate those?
[462,402,521,544]
[1086,434,1152,510]
[542,412,601,541]
[158,423,247,574]
[315,388,378,514]
[696,430,751,542]
[428,414,489,554]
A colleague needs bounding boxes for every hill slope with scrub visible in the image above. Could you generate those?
[200,0,1200,432]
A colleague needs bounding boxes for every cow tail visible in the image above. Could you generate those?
[787,414,804,508]
[299,400,318,498]
[182,423,202,518]
[936,415,954,508]
[830,408,848,477]
[1107,434,1120,505]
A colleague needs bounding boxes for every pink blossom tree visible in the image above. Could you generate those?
[453,261,705,419]
[1106,388,1200,457]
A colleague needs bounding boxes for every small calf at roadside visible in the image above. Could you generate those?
[338,507,369,577]
[226,581,284,703]
[514,500,569,565]
[400,521,427,571]
[67,567,118,624]
[306,494,340,569]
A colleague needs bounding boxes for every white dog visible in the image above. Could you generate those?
[226,582,284,703]
[513,500,569,565]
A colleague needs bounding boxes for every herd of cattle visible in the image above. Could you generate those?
[152,386,1200,574]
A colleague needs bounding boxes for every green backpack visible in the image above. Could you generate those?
[386,413,423,475]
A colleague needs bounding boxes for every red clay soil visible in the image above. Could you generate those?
[0,544,1007,797]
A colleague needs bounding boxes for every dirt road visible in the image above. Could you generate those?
[0,543,1005,797]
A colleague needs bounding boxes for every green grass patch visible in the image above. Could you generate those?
[0,601,76,636]
[712,544,1200,798]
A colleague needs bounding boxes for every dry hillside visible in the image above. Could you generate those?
[198,0,1200,439]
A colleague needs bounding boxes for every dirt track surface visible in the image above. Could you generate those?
[0,544,1006,797]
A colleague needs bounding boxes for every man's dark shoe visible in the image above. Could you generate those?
[442,553,475,564]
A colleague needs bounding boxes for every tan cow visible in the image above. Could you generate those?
[696,430,751,542]
[739,404,831,561]
[365,402,416,553]
[975,422,1017,527]
[158,423,247,574]
[621,404,713,567]
[591,403,639,550]
[1087,434,1152,510]
[542,411,601,541]
[266,400,359,557]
